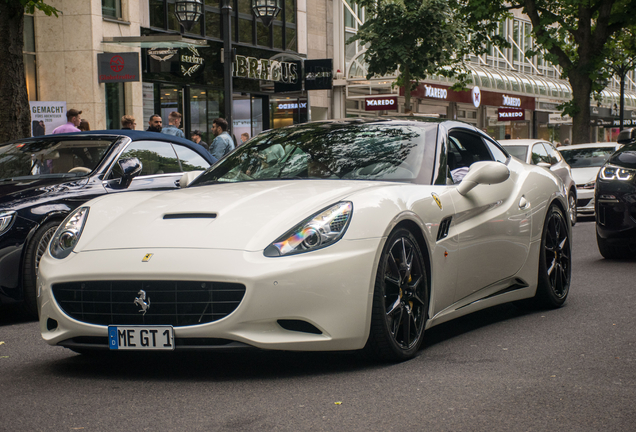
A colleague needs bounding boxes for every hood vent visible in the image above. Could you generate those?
[163,213,217,220]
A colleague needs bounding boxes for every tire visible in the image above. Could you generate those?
[568,191,577,226]
[21,220,60,319]
[534,204,571,309]
[364,228,429,362]
[596,230,635,259]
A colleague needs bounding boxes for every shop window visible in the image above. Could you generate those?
[205,7,221,39]
[102,0,122,19]
[105,83,125,130]
[286,27,296,51]
[239,17,253,43]
[273,24,283,49]
[149,0,166,28]
[257,21,270,46]
[285,0,296,24]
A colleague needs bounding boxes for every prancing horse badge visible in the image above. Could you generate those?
[142,253,153,262]
[431,192,443,210]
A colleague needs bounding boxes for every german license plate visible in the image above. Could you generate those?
[108,325,174,351]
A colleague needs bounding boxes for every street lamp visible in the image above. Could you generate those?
[251,0,282,27]
[175,0,203,32]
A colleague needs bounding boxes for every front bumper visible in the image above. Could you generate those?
[595,179,636,241]
[39,238,381,352]
[576,187,595,215]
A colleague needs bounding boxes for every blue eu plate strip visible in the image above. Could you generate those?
[108,326,119,350]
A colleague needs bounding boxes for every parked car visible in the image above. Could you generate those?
[558,142,622,217]
[0,130,216,317]
[500,139,577,224]
[595,129,636,258]
[38,119,571,362]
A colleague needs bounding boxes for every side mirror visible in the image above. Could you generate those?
[114,157,143,189]
[178,170,204,188]
[537,162,551,168]
[457,161,510,196]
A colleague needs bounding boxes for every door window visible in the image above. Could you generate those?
[543,143,561,164]
[531,143,550,165]
[111,141,181,178]
[172,144,211,171]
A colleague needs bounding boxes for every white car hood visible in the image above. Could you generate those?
[78,180,383,252]
[571,167,601,185]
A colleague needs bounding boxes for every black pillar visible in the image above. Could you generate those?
[222,0,233,134]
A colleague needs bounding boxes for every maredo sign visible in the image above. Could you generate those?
[365,96,398,111]
[404,84,535,110]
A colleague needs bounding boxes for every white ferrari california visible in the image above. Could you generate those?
[38,119,571,361]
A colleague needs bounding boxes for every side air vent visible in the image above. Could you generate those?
[163,213,217,219]
[277,320,323,334]
[436,216,453,241]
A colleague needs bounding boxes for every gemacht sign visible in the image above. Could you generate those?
[98,52,140,83]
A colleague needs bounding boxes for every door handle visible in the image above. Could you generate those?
[519,196,528,209]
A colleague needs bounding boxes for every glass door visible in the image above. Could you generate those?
[159,84,183,129]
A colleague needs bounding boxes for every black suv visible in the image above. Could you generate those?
[595,128,636,258]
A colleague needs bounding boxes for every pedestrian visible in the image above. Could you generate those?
[209,118,235,160]
[121,115,136,130]
[504,133,511,139]
[555,141,562,148]
[147,114,163,133]
[191,130,208,150]
[52,109,82,134]
[78,119,90,131]
[563,138,570,146]
[240,132,250,145]
[161,111,185,138]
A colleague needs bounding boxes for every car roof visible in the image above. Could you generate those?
[559,142,620,150]
[2,130,216,163]
[499,139,549,146]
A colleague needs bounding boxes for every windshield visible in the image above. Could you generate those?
[190,122,436,186]
[502,146,528,162]
[559,147,616,168]
[0,138,114,181]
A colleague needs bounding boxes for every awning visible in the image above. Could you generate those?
[102,35,207,48]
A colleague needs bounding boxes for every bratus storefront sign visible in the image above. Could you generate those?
[233,55,299,84]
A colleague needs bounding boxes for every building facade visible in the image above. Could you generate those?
[27,0,333,144]
[332,4,636,143]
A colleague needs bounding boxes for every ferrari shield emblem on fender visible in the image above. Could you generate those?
[431,192,443,210]
[142,253,153,262]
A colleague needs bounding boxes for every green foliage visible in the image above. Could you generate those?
[457,0,636,130]
[17,0,59,16]
[350,0,474,111]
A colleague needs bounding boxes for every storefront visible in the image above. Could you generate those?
[404,83,535,139]
[140,41,310,145]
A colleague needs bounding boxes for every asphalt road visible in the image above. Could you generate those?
[1,219,634,431]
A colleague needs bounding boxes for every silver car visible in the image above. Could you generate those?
[558,143,622,217]
[501,139,577,224]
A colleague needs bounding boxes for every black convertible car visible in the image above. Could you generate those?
[0,130,216,316]
[595,128,636,258]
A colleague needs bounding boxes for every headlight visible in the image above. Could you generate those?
[264,202,353,257]
[50,207,89,259]
[579,181,596,189]
[0,211,16,236]
[599,164,636,181]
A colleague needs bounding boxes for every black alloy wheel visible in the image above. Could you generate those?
[21,221,60,319]
[535,204,571,308]
[364,228,428,361]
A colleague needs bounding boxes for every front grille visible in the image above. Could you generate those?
[577,198,592,208]
[52,281,246,326]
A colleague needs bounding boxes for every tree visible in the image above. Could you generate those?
[602,29,636,131]
[349,0,474,113]
[0,0,58,143]
[458,0,636,144]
